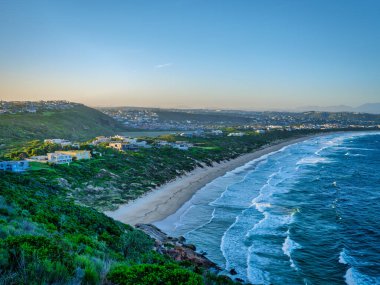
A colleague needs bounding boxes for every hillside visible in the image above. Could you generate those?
[0,104,126,151]
[0,171,237,285]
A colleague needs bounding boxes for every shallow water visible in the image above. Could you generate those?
[155,132,380,284]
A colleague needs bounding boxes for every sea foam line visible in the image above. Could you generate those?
[282,233,302,270]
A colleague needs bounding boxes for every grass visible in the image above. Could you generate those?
[28,161,52,171]
[196,146,220,150]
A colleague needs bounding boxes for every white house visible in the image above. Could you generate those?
[172,141,193,150]
[71,143,80,148]
[28,155,48,162]
[55,150,91,160]
[113,135,127,141]
[91,136,111,145]
[44,139,72,147]
[228,132,245,137]
[123,137,137,144]
[47,153,72,164]
[156,140,170,147]
[211,130,223,135]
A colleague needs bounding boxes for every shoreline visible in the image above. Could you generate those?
[105,134,320,225]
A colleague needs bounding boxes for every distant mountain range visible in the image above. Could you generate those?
[294,103,380,114]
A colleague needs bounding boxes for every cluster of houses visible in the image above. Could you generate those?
[155,140,194,150]
[91,135,194,151]
[0,132,212,173]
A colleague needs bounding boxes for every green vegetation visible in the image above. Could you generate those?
[0,172,238,284]
[107,264,203,285]
[2,130,317,211]
[0,124,320,284]
[5,106,369,284]
[0,104,126,155]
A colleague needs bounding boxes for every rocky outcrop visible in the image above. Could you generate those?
[135,223,220,270]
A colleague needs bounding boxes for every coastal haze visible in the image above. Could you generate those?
[1,1,380,285]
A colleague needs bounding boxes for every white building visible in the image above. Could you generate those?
[156,140,170,147]
[211,130,223,135]
[228,132,245,137]
[55,150,91,160]
[172,141,193,150]
[44,139,72,147]
[113,135,127,140]
[47,153,72,164]
[123,137,137,144]
[91,136,111,145]
[28,155,48,162]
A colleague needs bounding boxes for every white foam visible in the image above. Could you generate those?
[313,132,378,156]
[345,268,356,285]
[339,249,348,264]
[247,266,270,285]
[344,267,380,285]
[282,235,302,269]
[340,248,380,285]
[165,132,380,283]
[344,152,366,157]
[296,156,331,165]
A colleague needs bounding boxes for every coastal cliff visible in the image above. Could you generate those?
[136,223,219,270]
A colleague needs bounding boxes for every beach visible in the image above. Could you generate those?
[105,135,319,225]
[148,131,380,284]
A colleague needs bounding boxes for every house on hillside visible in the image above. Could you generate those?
[71,143,80,148]
[55,150,91,160]
[210,130,223,135]
[47,153,72,164]
[28,155,48,162]
[227,132,245,137]
[44,139,72,147]
[109,142,138,151]
[156,140,171,147]
[0,161,29,172]
[172,141,194,150]
[91,136,111,145]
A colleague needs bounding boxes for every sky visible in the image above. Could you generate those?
[0,0,379,109]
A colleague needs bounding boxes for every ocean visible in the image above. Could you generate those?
[155,132,380,285]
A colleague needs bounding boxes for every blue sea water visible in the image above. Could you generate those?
[155,132,380,285]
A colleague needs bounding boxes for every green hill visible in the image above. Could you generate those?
[0,104,126,151]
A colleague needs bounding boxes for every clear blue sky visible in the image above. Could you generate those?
[0,0,379,109]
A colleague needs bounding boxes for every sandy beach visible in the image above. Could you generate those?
[105,135,318,225]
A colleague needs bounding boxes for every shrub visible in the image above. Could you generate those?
[1,235,74,272]
[120,230,154,261]
[107,263,203,285]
